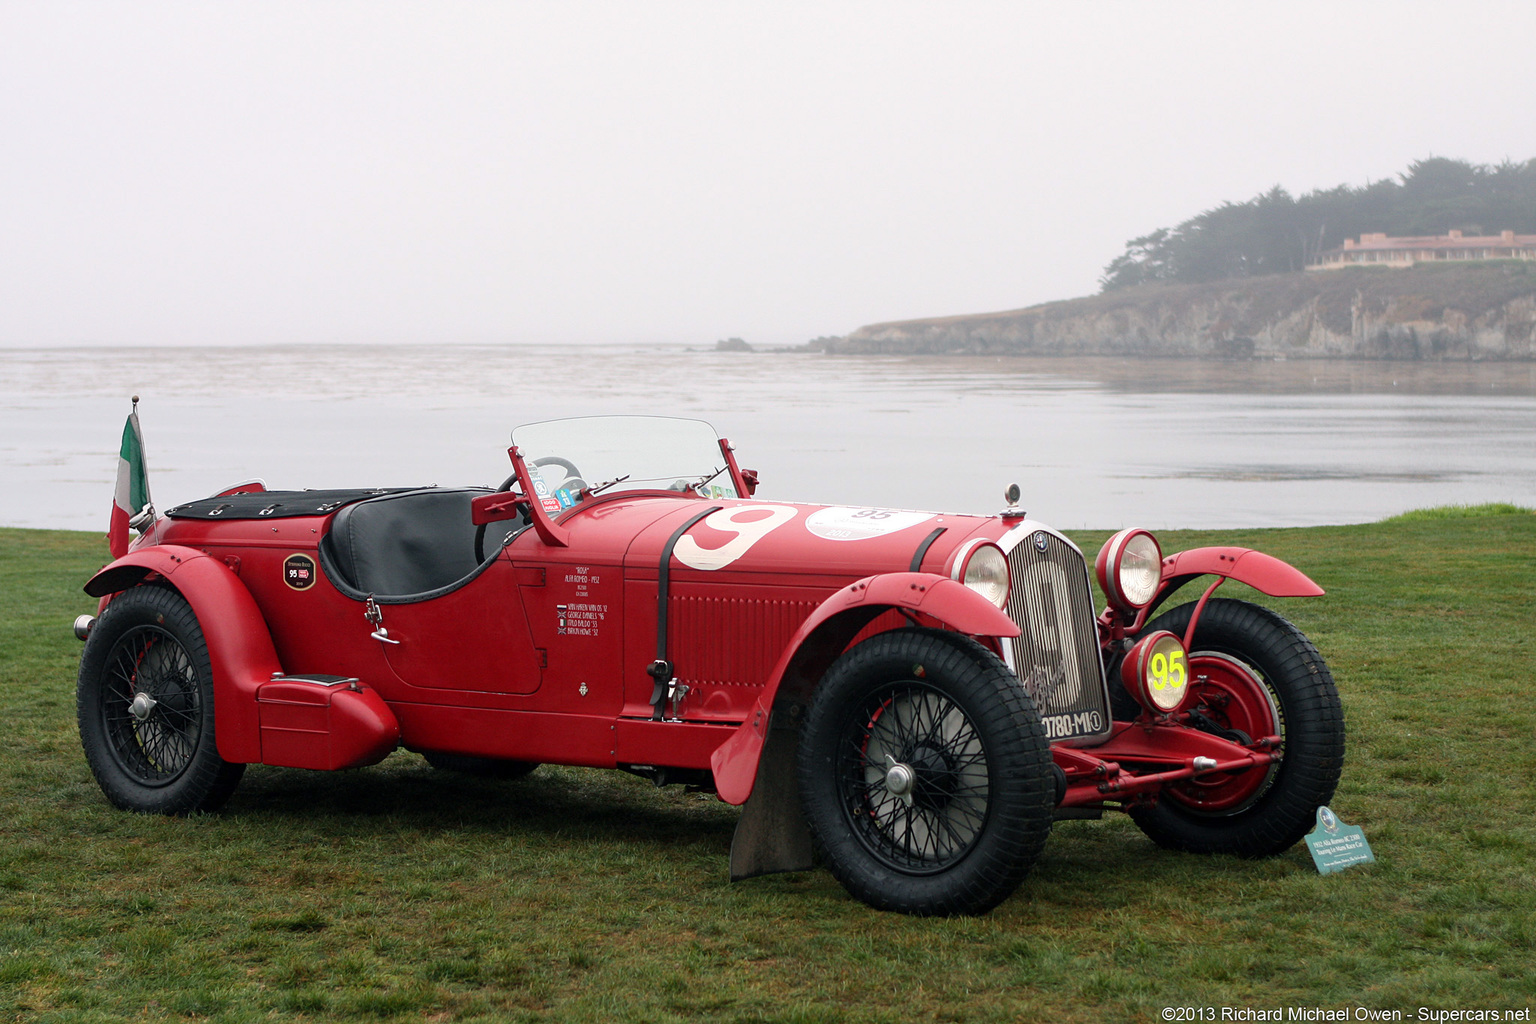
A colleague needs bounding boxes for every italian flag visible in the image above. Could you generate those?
[108,404,151,559]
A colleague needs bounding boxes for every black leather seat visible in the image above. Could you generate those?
[321,488,494,600]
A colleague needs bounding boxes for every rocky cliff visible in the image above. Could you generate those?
[828,264,1536,360]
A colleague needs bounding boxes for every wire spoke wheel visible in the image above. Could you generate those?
[78,585,244,815]
[840,682,991,873]
[100,625,204,785]
[799,629,1054,916]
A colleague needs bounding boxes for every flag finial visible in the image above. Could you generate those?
[131,395,139,408]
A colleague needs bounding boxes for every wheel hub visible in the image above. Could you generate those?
[884,743,960,811]
[883,756,916,806]
[908,742,960,809]
[129,691,158,723]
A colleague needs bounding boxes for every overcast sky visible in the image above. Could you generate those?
[3,2,1532,349]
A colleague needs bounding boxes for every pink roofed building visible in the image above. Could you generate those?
[1309,229,1536,270]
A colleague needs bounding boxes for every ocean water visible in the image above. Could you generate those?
[3,344,1534,533]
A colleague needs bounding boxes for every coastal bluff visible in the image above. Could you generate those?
[825,264,1535,360]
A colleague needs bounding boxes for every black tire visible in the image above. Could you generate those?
[797,629,1054,916]
[77,585,245,814]
[422,751,539,780]
[1128,598,1344,857]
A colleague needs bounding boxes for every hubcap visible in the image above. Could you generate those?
[883,756,916,805]
[130,692,158,722]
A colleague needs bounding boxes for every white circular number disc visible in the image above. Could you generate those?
[804,507,935,542]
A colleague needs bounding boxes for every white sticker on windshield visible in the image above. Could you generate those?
[673,505,798,571]
[805,507,935,542]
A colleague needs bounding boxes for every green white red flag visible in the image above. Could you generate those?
[109,404,151,559]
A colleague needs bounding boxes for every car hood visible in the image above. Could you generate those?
[555,494,1002,580]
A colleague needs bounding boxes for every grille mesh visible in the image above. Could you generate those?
[1005,532,1111,742]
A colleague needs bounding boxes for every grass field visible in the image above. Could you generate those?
[2,512,1533,1023]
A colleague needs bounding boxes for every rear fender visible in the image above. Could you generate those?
[1141,546,1323,626]
[85,545,279,763]
[712,572,1018,807]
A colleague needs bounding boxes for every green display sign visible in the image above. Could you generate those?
[1304,806,1375,874]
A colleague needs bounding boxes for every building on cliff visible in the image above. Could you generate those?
[1309,229,1536,271]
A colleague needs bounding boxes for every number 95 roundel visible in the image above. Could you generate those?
[673,505,798,571]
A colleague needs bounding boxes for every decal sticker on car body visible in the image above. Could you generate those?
[672,505,798,570]
[805,506,935,541]
[282,553,317,590]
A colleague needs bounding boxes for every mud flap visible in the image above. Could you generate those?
[728,705,815,881]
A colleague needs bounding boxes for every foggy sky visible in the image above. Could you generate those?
[3,2,1532,349]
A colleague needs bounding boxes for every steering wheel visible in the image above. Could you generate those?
[476,455,589,563]
[489,455,587,495]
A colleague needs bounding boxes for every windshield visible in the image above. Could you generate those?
[511,416,740,505]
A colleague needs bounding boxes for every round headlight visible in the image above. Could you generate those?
[1120,630,1190,713]
[1095,528,1163,612]
[953,541,1009,609]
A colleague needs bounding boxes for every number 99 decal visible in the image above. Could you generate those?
[673,505,799,571]
[1120,630,1190,713]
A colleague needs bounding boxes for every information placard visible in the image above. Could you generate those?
[1304,805,1375,874]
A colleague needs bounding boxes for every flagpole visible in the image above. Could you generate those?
[110,396,153,559]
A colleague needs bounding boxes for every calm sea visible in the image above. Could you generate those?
[3,344,1534,533]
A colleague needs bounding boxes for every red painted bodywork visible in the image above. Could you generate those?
[1054,721,1280,807]
[1121,545,1325,637]
[712,572,1019,804]
[85,545,279,763]
[1159,546,1324,599]
[87,494,1010,790]
[85,457,1323,815]
[256,678,399,770]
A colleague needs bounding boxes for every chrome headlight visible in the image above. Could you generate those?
[1095,528,1163,612]
[952,540,1010,609]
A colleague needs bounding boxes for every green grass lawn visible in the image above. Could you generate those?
[1,513,1532,1023]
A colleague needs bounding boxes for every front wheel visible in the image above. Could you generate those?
[798,629,1054,916]
[1129,598,1344,857]
[77,585,245,814]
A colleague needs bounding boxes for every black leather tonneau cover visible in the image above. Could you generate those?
[165,488,414,520]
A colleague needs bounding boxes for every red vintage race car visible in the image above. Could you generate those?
[74,414,1344,915]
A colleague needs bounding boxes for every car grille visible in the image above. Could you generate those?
[1003,531,1112,744]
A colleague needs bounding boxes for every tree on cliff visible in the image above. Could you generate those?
[1100,157,1536,291]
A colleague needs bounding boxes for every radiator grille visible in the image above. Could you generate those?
[1004,531,1111,743]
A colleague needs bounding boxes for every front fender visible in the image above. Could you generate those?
[84,546,280,763]
[1145,546,1324,621]
[711,571,1017,806]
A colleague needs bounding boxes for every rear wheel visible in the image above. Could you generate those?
[77,585,245,814]
[798,629,1053,916]
[1129,598,1343,857]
